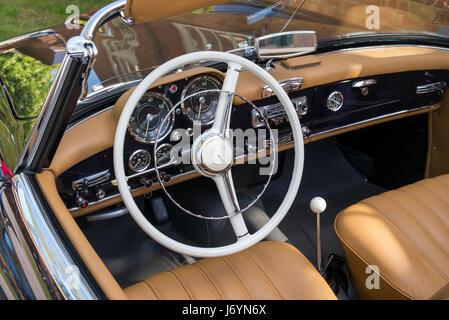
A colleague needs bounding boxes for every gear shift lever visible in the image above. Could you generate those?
[310,197,327,272]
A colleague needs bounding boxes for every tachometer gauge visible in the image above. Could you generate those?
[156,144,175,165]
[128,92,174,143]
[129,150,151,172]
[181,75,222,125]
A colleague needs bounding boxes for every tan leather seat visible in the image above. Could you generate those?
[124,241,337,300]
[335,174,449,300]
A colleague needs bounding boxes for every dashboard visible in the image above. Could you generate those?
[51,46,449,217]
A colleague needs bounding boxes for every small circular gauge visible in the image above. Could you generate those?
[327,91,344,112]
[128,92,174,144]
[128,150,151,172]
[181,75,222,125]
[156,144,175,165]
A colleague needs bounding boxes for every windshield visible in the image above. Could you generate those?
[86,0,449,97]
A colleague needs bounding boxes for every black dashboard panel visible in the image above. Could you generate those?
[312,73,411,133]
[57,69,449,214]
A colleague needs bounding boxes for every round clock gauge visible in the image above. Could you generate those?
[327,91,344,112]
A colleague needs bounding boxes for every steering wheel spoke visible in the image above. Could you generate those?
[212,62,243,135]
[213,170,249,239]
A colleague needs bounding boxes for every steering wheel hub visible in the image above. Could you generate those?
[192,134,234,176]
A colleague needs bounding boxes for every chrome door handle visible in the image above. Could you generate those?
[352,79,377,88]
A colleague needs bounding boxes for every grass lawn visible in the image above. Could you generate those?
[0,0,112,41]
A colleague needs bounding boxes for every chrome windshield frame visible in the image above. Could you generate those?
[19,0,127,174]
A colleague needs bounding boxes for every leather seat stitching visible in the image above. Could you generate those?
[363,196,449,282]
[394,188,449,270]
[334,211,414,299]
[191,264,221,299]
[420,179,449,227]
[167,270,193,299]
[432,176,449,191]
[195,262,224,299]
[244,250,283,299]
[220,257,253,299]
[142,278,161,300]
[380,192,449,280]
[400,185,449,238]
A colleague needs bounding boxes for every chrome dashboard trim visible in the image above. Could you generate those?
[69,168,199,214]
[262,77,303,98]
[416,81,447,94]
[312,102,441,138]
[68,102,441,215]
[86,207,128,222]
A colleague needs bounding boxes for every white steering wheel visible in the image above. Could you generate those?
[113,51,304,257]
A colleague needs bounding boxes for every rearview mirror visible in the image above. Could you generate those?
[255,31,317,59]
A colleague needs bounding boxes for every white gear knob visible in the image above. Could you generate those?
[310,197,327,215]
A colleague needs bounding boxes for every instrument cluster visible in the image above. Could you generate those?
[126,74,223,173]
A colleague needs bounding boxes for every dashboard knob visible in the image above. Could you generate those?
[76,194,89,209]
[302,126,312,138]
[161,173,172,183]
[96,189,106,200]
[140,177,153,189]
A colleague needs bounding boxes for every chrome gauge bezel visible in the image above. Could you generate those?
[128,149,151,173]
[180,75,222,125]
[155,143,175,165]
[128,91,175,144]
[326,91,344,112]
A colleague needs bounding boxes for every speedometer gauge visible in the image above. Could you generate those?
[181,75,222,125]
[128,92,174,144]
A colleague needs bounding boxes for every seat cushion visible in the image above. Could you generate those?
[335,174,449,300]
[125,241,337,300]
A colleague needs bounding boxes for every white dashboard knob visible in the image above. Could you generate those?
[310,197,327,215]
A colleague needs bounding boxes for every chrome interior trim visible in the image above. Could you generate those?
[72,170,112,191]
[69,169,200,213]
[352,79,377,88]
[86,207,128,222]
[15,174,98,299]
[416,81,447,94]
[262,77,303,97]
[312,103,441,137]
